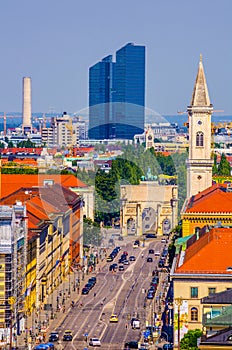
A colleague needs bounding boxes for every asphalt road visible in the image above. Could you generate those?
[53,237,166,350]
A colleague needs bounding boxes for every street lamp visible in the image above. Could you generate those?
[73,267,76,292]
[68,271,71,296]
[162,330,169,343]
[175,297,183,350]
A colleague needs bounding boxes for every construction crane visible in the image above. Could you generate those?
[0,113,19,137]
[179,110,224,130]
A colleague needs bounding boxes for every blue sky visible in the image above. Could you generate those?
[0,0,231,115]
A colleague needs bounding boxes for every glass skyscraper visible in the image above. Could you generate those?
[89,43,145,140]
[89,55,115,139]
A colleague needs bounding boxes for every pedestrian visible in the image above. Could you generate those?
[62,305,65,313]
[77,286,80,294]
[94,292,96,297]
[125,323,128,329]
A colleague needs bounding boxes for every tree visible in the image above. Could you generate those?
[83,218,102,246]
[180,329,202,350]
[217,153,231,176]
[212,153,218,175]
[17,139,36,148]
[7,141,14,148]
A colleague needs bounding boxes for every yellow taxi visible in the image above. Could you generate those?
[107,256,113,262]
[110,314,118,323]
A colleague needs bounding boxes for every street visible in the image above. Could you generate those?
[48,235,170,349]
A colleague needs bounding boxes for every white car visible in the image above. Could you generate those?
[89,337,101,346]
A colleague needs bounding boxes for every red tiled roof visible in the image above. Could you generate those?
[1,148,43,155]
[1,174,87,198]
[185,183,232,213]
[27,196,59,219]
[176,227,232,274]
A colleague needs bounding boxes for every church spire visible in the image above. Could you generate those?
[190,54,211,107]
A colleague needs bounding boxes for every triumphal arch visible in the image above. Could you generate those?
[120,181,178,236]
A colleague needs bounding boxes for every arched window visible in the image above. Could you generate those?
[191,307,198,321]
[196,132,204,147]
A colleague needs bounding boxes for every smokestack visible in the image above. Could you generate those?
[22,77,32,133]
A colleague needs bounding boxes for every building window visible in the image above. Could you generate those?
[190,287,198,298]
[196,131,204,147]
[208,287,216,295]
[191,307,198,321]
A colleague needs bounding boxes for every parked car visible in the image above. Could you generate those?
[145,233,157,238]
[158,260,165,268]
[147,291,155,299]
[147,257,153,262]
[158,344,173,350]
[89,276,97,283]
[82,287,90,295]
[129,255,136,261]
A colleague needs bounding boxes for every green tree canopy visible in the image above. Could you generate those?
[180,329,202,350]
[217,153,231,176]
[83,218,102,246]
[212,153,218,175]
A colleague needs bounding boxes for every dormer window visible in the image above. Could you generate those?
[196,131,204,147]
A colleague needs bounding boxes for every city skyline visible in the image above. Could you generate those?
[0,1,231,116]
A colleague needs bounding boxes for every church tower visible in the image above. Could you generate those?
[145,126,155,149]
[186,55,213,198]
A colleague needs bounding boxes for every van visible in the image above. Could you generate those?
[131,318,140,329]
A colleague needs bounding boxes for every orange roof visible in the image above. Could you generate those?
[1,158,37,166]
[176,227,232,274]
[27,196,59,220]
[0,174,87,198]
[185,183,232,213]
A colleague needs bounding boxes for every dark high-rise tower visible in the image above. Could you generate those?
[89,55,115,139]
[88,43,145,139]
[114,43,145,139]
